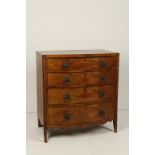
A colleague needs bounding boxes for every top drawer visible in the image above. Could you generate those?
[47,57,117,72]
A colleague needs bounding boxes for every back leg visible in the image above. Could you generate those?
[38,118,43,127]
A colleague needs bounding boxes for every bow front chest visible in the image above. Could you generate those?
[36,50,119,143]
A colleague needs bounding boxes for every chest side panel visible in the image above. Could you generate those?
[36,53,44,124]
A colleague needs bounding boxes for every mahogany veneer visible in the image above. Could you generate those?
[36,49,119,143]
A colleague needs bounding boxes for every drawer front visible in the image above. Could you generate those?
[48,70,116,87]
[47,85,115,105]
[86,70,117,85]
[47,102,114,127]
[47,106,85,126]
[85,103,114,123]
[47,57,116,71]
[47,72,85,86]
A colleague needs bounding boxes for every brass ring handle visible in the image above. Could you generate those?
[100,75,108,83]
[100,75,106,81]
[64,76,70,84]
[98,110,105,116]
[64,113,71,120]
[99,61,106,68]
[63,62,69,69]
[63,94,71,101]
[98,90,105,97]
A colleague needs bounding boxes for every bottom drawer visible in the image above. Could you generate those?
[47,102,114,128]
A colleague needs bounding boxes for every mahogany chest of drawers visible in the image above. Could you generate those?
[36,50,119,143]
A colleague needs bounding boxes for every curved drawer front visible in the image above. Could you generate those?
[47,85,115,105]
[47,70,116,87]
[85,103,114,123]
[86,70,117,85]
[47,57,117,71]
[47,106,85,127]
[47,72,85,86]
[47,102,114,127]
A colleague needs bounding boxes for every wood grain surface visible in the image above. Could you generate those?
[47,86,115,105]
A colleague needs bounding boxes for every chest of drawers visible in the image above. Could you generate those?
[36,50,119,143]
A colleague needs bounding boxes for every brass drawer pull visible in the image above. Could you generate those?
[63,94,71,101]
[98,90,105,97]
[99,61,106,68]
[100,75,106,81]
[98,110,105,116]
[63,62,70,69]
[64,113,71,120]
[100,75,108,83]
[64,76,70,84]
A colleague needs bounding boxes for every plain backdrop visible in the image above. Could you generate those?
[26,0,128,112]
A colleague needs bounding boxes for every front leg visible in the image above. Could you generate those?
[113,120,117,132]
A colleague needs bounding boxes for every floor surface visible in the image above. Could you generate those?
[27,110,128,155]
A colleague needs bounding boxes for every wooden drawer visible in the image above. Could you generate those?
[47,57,117,71]
[47,103,114,127]
[47,70,116,87]
[47,85,115,105]
[47,106,84,127]
[86,70,117,85]
[85,103,114,123]
[47,72,84,87]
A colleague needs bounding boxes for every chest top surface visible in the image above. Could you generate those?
[37,49,119,57]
